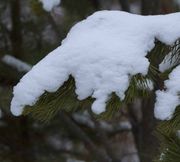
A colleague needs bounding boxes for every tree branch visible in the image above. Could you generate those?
[59,112,112,162]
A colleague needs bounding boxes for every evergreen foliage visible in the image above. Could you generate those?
[153,41,180,162]
[23,73,154,122]
[155,107,180,162]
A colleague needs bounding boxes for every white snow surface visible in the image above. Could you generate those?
[11,11,180,116]
[39,0,61,12]
[155,65,180,120]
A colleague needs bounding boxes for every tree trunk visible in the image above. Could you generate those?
[141,0,161,15]
[119,0,130,12]
[9,1,32,162]
[10,0,23,59]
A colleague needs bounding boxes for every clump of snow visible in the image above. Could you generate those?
[2,55,32,73]
[10,11,180,116]
[155,65,180,120]
[39,0,61,12]
[159,148,169,161]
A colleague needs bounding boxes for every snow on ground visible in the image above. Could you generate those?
[10,11,180,118]
[39,0,61,12]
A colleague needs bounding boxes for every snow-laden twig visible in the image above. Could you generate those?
[1,55,32,73]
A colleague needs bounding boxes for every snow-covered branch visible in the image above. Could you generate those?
[155,65,180,120]
[1,55,32,73]
[9,11,180,120]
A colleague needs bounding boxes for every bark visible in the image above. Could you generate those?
[8,1,32,162]
[10,0,23,59]
[139,1,166,162]
[141,0,161,15]
[91,0,101,10]
[140,95,158,162]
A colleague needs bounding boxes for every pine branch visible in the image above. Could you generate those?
[154,108,180,162]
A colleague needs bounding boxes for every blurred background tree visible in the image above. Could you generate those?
[0,0,180,162]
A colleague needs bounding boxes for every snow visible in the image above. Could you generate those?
[159,52,176,72]
[2,55,32,73]
[10,11,180,116]
[137,79,154,91]
[47,135,73,151]
[155,65,180,120]
[159,43,180,72]
[73,111,95,129]
[39,0,61,12]
[99,120,132,132]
